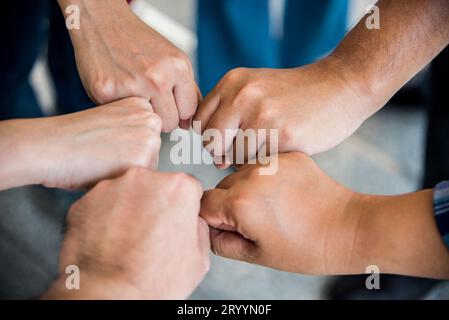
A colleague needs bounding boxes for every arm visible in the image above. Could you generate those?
[200,153,449,279]
[0,119,43,190]
[349,190,449,278]
[57,0,199,132]
[194,0,449,162]
[0,98,161,191]
[331,0,449,118]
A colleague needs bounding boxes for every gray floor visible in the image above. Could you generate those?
[1,0,448,300]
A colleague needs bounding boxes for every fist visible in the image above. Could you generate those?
[52,168,210,299]
[35,97,162,189]
[200,153,358,275]
[72,4,200,132]
[194,59,369,167]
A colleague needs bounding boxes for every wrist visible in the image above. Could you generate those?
[349,191,449,278]
[43,270,143,300]
[321,189,367,274]
[57,0,131,41]
[320,55,378,124]
[0,119,48,190]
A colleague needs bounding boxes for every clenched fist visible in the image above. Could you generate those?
[59,0,199,132]
[200,153,449,279]
[45,168,210,299]
[0,97,162,190]
[200,153,356,275]
[194,57,372,167]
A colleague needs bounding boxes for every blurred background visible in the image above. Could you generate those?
[1,0,449,299]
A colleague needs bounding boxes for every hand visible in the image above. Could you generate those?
[200,153,357,275]
[0,97,162,190]
[45,168,210,299]
[200,153,449,279]
[194,57,373,167]
[61,0,199,132]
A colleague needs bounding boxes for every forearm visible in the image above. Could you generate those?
[42,274,142,300]
[0,120,44,191]
[57,0,129,19]
[56,0,132,45]
[350,190,449,279]
[329,0,449,120]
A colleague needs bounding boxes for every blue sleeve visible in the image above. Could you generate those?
[434,181,449,249]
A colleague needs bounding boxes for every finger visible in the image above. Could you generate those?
[231,127,267,167]
[179,118,191,130]
[203,107,240,160]
[193,88,221,134]
[215,171,243,189]
[196,84,203,103]
[151,91,179,133]
[209,228,257,262]
[200,189,233,229]
[58,229,80,274]
[198,217,211,258]
[143,112,163,134]
[213,155,233,170]
[174,81,198,121]
[175,172,204,204]
[180,87,202,130]
[190,174,204,202]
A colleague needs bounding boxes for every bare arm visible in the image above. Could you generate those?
[333,0,449,119]
[0,98,161,191]
[350,190,449,279]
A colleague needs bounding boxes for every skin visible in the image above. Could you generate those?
[200,153,449,279]
[44,168,210,299]
[0,97,161,191]
[57,0,200,132]
[194,0,449,166]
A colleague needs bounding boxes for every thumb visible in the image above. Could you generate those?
[209,228,258,263]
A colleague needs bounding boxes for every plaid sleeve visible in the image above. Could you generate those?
[434,181,449,249]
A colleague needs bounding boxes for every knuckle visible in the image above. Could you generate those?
[91,78,116,103]
[146,134,162,153]
[224,67,246,82]
[126,96,150,107]
[169,172,201,192]
[122,75,140,94]
[94,178,111,191]
[240,82,265,101]
[171,53,193,75]
[279,125,296,149]
[200,254,211,274]
[227,193,253,215]
[67,199,82,217]
[145,70,170,93]
[143,113,163,132]
[245,166,263,180]
[253,102,275,125]
[231,83,264,111]
[161,117,179,133]
[123,167,147,180]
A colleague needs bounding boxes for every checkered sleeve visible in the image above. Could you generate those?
[434,181,449,250]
